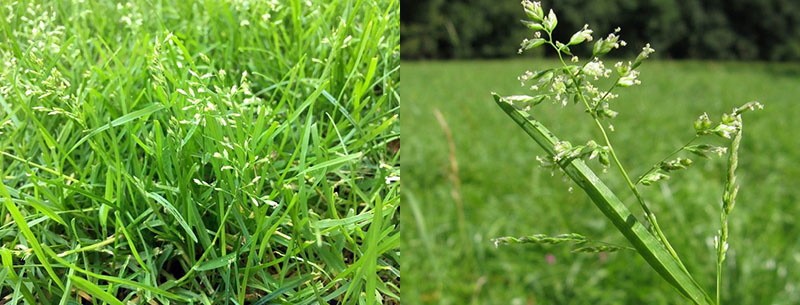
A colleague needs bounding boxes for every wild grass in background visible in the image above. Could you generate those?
[0,0,399,303]
[402,59,800,305]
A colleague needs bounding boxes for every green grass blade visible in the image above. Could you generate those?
[146,192,198,243]
[56,235,117,257]
[68,275,125,305]
[47,248,187,301]
[311,209,376,230]
[193,253,236,271]
[297,152,364,176]
[0,182,65,291]
[252,275,312,305]
[493,93,713,305]
[114,212,150,272]
[68,103,165,154]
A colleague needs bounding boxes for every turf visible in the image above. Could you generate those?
[402,59,800,305]
[0,0,399,304]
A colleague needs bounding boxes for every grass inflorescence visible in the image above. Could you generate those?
[0,0,399,303]
[493,2,762,304]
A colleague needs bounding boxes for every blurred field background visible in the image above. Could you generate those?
[401,0,800,60]
[401,58,800,304]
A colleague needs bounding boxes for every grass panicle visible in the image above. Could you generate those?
[488,2,764,304]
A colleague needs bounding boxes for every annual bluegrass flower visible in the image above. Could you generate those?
[117,2,143,31]
[568,24,593,46]
[519,36,545,54]
[734,101,764,115]
[617,70,641,87]
[521,0,544,22]
[551,75,568,106]
[642,43,655,56]
[518,70,534,86]
[592,29,626,57]
[553,140,573,161]
[713,121,740,139]
[583,58,611,80]
[632,43,655,69]
[385,176,400,184]
[694,113,713,134]
[535,155,555,168]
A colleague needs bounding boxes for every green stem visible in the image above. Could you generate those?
[635,136,699,185]
[717,118,742,305]
[552,44,692,277]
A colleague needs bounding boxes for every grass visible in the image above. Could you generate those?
[0,0,399,304]
[402,58,800,305]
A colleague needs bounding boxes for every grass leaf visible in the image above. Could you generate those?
[69,103,165,154]
[194,253,237,271]
[68,275,125,305]
[0,183,65,290]
[146,192,198,243]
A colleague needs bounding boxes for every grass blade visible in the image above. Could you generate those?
[193,253,236,271]
[297,152,363,176]
[69,275,125,305]
[493,93,713,305]
[68,103,165,154]
[0,182,65,291]
[146,192,198,243]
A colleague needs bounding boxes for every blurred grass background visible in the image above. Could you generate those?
[401,59,800,304]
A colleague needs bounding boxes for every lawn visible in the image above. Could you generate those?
[402,59,800,305]
[0,0,399,304]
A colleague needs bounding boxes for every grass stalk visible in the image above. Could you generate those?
[716,115,743,305]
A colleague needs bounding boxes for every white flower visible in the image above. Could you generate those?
[568,24,593,45]
[518,70,534,86]
[714,123,738,138]
[642,43,655,56]
[385,176,400,184]
[550,75,568,105]
[617,70,641,87]
[582,58,610,80]
[264,199,279,208]
[553,141,576,161]
[193,178,210,186]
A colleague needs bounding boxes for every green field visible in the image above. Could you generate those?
[402,59,800,304]
[1,0,398,303]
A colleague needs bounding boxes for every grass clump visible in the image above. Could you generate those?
[0,0,399,304]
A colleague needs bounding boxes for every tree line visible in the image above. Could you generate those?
[401,0,800,61]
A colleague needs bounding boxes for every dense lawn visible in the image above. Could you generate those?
[0,0,399,304]
[402,59,800,305]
